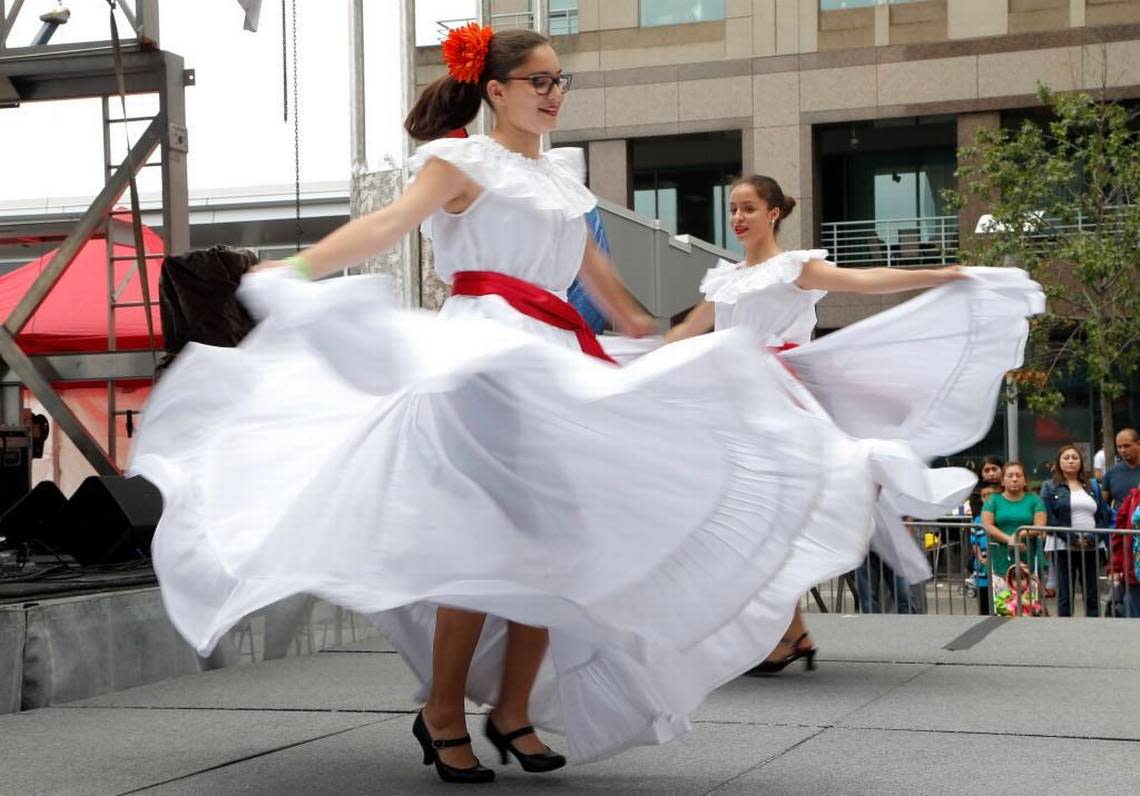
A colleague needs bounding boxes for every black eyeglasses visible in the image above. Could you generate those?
[503,73,573,96]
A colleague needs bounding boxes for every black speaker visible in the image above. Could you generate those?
[0,429,32,516]
[55,476,163,565]
[0,480,67,549]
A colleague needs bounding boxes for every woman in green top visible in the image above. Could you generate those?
[981,461,1048,579]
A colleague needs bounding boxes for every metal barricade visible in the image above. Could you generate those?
[800,521,976,616]
[800,523,1132,618]
[1007,526,1129,619]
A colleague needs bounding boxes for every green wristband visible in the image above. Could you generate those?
[284,254,312,280]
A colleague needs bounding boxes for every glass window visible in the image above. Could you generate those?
[712,183,744,257]
[634,187,679,235]
[550,0,580,35]
[640,0,725,27]
[631,131,742,249]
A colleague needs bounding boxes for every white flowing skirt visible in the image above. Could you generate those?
[129,268,1031,763]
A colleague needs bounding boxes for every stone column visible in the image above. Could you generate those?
[588,139,630,207]
[750,71,805,248]
[956,111,1001,251]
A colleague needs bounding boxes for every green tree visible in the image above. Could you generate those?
[946,85,1140,464]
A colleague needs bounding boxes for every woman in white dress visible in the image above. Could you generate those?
[667,175,1045,671]
[128,27,1038,786]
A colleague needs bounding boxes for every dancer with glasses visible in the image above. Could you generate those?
[129,25,1039,786]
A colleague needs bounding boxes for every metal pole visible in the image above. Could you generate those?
[1006,375,1019,461]
[476,0,492,135]
[0,0,26,49]
[400,0,421,307]
[348,0,366,174]
[535,0,547,33]
[159,53,190,256]
[535,0,550,152]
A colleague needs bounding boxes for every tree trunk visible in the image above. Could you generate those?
[1100,386,1116,468]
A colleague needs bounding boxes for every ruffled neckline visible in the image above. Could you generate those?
[700,249,829,304]
[408,135,596,219]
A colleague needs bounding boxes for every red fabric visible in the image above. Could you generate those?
[451,270,617,365]
[1109,487,1140,586]
[0,218,164,354]
[444,128,470,139]
[771,341,799,378]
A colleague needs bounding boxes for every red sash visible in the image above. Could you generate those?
[771,341,799,378]
[451,270,617,365]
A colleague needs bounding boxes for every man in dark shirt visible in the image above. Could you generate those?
[1103,428,1140,617]
[1103,428,1140,509]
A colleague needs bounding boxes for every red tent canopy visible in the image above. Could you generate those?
[0,221,164,354]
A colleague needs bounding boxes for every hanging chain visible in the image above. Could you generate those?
[292,0,302,252]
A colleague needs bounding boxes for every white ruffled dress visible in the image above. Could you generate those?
[129,136,1035,764]
[701,251,1046,578]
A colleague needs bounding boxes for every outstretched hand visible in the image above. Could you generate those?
[618,313,660,338]
[931,265,969,284]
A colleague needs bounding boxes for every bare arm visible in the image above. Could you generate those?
[664,301,715,343]
[577,240,659,337]
[257,157,470,280]
[796,259,968,295]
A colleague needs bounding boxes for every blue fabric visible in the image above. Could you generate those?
[568,209,610,334]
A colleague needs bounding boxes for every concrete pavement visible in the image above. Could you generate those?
[2,614,1138,795]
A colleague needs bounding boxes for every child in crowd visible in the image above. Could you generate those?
[970,485,1002,614]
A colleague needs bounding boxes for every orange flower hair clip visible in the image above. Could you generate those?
[442,23,494,85]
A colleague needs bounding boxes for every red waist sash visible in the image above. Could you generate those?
[451,270,617,364]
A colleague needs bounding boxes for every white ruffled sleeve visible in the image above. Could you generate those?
[408,136,596,219]
[700,250,831,305]
[699,259,743,301]
[781,249,830,282]
[545,146,588,184]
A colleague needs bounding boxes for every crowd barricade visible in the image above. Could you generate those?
[799,523,1131,618]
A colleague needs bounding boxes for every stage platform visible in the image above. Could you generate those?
[0,581,377,717]
[2,614,1138,794]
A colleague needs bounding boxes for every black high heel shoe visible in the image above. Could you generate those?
[412,711,496,784]
[744,633,818,677]
[485,715,567,773]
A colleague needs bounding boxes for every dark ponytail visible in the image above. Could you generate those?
[731,174,796,234]
[404,29,550,141]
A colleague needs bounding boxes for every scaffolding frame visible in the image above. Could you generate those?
[0,0,189,475]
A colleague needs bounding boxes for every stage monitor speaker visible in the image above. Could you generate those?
[56,476,163,565]
[0,429,33,516]
[0,480,67,548]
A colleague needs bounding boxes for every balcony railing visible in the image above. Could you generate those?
[976,205,1133,238]
[436,9,580,40]
[821,216,959,267]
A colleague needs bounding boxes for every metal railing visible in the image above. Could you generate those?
[977,205,1134,241]
[820,216,959,267]
[802,523,1134,618]
[436,8,580,39]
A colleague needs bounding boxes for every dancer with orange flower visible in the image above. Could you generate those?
[128,23,1042,788]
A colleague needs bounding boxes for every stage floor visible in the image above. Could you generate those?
[2,614,1137,795]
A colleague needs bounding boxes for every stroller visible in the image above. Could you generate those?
[992,563,1049,617]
